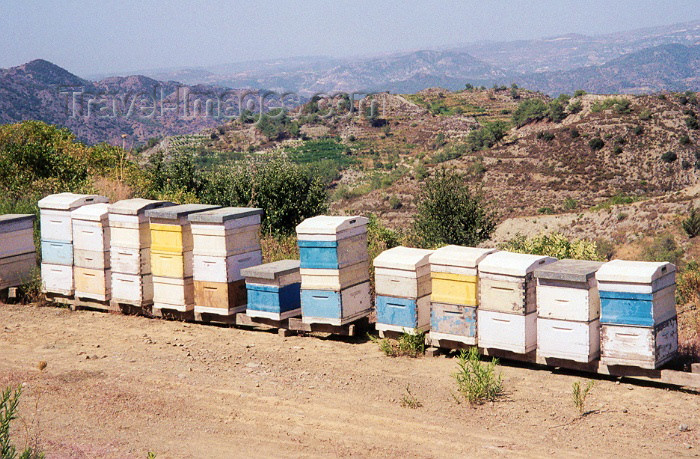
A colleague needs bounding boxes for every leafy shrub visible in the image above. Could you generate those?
[453,348,503,405]
[687,117,700,130]
[572,380,594,415]
[563,197,578,210]
[537,131,555,141]
[567,100,583,114]
[677,263,700,304]
[369,330,425,357]
[569,128,580,138]
[538,207,554,214]
[639,109,652,120]
[661,151,678,163]
[500,232,602,261]
[592,193,640,210]
[466,121,509,151]
[588,137,605,151]
[573,90,587,97]
[682,208,700,238]
[613,145,623,155]
[591,97,631,114]
[680,135,691,145]
[388,195,402,209]
[642,234,683,265]
[413,168,496,248]
[1,385,44,458]
[633,125,644,135]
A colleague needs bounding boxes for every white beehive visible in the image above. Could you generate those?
[373,246,433,298]
[189,207,263,257]
[108,199,174,249]
[477,309,537,354]
[39,193,108,242]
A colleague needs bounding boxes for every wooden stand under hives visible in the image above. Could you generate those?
[72,296,119,313]
[232,312,295,336]
[426,335,700,390]
[110,299,153,316]
[287,316,371,337]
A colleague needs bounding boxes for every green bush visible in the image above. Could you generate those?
[661,151,678,163]
[537,131,555,142]
[574,90,587,97]
[1,385,44,458]
[500,232,602,261]
[591,97,631,114]
[680,135,691,145]
[466,121,509,151]
[588,137,605,151]
[568,100,583,114]
[642,234,683,265]
[682,208,700,238]
[563,197,578,210]
[512,99,548,127]
[687,117,700,130]
[413,168,496,248]
[453,348,503,405]
[572,380,594,416]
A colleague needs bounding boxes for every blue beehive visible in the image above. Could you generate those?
[241,260,302,321]
[296,216,369,270]
[41,240,74,265]
[300,283,371,322]
[431,303,477,339]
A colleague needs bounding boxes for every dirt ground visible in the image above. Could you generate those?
[1,304,699,458]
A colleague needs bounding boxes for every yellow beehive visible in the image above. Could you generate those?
[150,223,189,253]
[151,250,193,278]
[429,246,498,307]
[431,272,479,306]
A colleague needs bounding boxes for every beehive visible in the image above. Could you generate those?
[428,246,498,345]
[145,204,220,313]
[478,252,556,353]
[373,246,433,333]
[242,260,301,320]
[71,204,111,301]
[0,214,36,289]
[189,207,263,316]
[296,216,371,325]
[596,260,678,368]
[534,259,603,363]
[38,193,108,295]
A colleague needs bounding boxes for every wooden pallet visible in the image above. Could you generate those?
[233,313,295,336]
[73,297,119,313]
[44,292,75,307]
[287,316,370,337]
[110,300,153,316]
[427,336,700,390]
[151,307,194,321]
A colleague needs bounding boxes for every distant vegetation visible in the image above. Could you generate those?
[500,232,602,261]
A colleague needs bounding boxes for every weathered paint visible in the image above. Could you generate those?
[537,318,600,363]
[151,250,194,278]
[246,282,302,314]
[300,281,371,321]
[152,276,195,310]
[300,261,369,291]
[110,247,151,275]
[0,253,36,290]
[72,220,110,252]
[194,279,247,309]
[109,213,151,249]
[41,263,73,295]
[375,272,431,299]
[150,223,191,253]
[298,233,368,269]
[601,316,678,369]
[193,251,263,283]
[0,228,34,259]
[431,273,478,306]
[477,310,537,354]
[74,249,109,270]
[479,273,536,315]
[191,224,261,257]
[536,277,600,322]
[41,240,73,266]
[111,273,153,303]
[74,267,111,301]
[375,295,430,329]
[430,303,477,339]
[599,287,676,326]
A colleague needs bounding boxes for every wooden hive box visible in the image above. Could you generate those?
[41,263,74,295]
[373,246,433,299]
[145,204,220,254]
[152,276,195,312]
[300,261,369,291]
[39,193,108,243]
[301,281,371,326]
[534,259,603,322]
[430,303,477,345]
[0,214,36,259]
[242,259,301,320]
[193,279,247,315]
[151,250,194,278]
[296,216,369,270]
[0,253,36,290]
[477,309,538,354]
[478,252,557,314]
[108,199,174,250]
[74,267,111,301]
[375,295,431,333]
[41,240,74,266]
[601,317,678,369]
[429,245,498,306]
[189,207,263,257]
[111,273,154,305]
[71,203,111,271]
[193,251,263,283]
[537,318,600,363]
[110,247,151,275]
[596,260,677,327]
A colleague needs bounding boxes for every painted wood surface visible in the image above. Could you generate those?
[375,272,431,299]
[151,250,194,278]
[430,303,477,340]
[41,240,73,266]
[477,310,537,354]
[0,253,36,289]
[599,286,676,326]
[431,273,478,306]
[108,214,151,249]
[152,276,195,309]
[375,295,430,330]
[41,263,74,295]
[537,318,600,363]
[0,228,35,259]
[300,281,371,321]
[298,233,368,269]
[74,267,111,301]
[601,317,678,369]
[74,249,110,270]
[536,277,599,322]
[110,247,151,275]
[72,220,110,252]
[150,222,193,253]
[111,273,153,303]
[296,215,368,240]
[299,261,369,291]
[246,282,302,314]
[192,251,262,283]
[191,224,261,257]
[479,273,536,314]
[39,209,74,242]
[194,279,247,309]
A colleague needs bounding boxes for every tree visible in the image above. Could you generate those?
[413,168,496,248]
[512,99,548,127]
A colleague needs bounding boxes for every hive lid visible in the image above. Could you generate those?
[71,203,110,221]
[534,259,604,283]
[108,199,175,215]
[188,207,263,223]
[38,193,108,210]
[429,245,498,268]
[296,215,368,235]
[144,204,220,220]
[0,214,35,225]
[240,259,300,280]
[595,259,676,284]
[478,251,557,276]
[373,246,433,270]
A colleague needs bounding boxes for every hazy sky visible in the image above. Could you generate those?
[1,0,699,76]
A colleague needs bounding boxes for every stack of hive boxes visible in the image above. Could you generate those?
[596,260,678,369]
[108,199,174,308]
[478,252,556,353]
[534,260,603,363]
[0,214,37,290]
[189,207,263,317]
[145,204,220,313]
[374,246,433,334]
[296,216,371,326]
[72,203,111,302]
[428,246,498,345]
[242,260,301,320]
[39,193,108,296]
